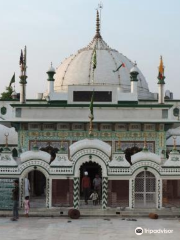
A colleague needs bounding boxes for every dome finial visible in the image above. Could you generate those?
[157,55,165,84]
[95,10,101,38]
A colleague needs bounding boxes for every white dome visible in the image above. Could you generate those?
[54,33,152,99]
[130,64,139,73]
[47,65,55,73]
[0,125,18,145]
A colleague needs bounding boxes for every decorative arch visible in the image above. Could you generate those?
[72,148,109,177]
[70,139,111,158]
[19,160,50,208]
[19,159,50,175]
[74,153,108,177]
[72,148,109,210]
[131,161,161,177]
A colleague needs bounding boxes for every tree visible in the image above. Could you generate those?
[1,86,13,100]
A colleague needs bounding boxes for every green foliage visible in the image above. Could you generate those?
[1,86,13,100]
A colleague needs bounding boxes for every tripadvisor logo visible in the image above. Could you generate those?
[135,227,143,235]
[135,227,173,235]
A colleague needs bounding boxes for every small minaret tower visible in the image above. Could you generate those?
[19,46,27,104]
[130,62,139,94]
[46,63,56,95]
[157,56,165,104]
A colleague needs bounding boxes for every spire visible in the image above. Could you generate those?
[157,56,165,84]
[3,133,11,152]
[19,46,28,104]
[173,136,177,151]
[94,10,101,38]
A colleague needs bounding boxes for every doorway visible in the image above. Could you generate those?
[28,170,46,208]
[135,171,156,208]
[80,161,102,207]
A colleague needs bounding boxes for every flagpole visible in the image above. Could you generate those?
[92,69,94,84]
[89,91,94,137]
[89,117,93,136]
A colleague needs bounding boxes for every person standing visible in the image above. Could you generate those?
[11,180,19,221]
[89,190,99,206]
[93,174,102,204]
[81,172,91,205]
[24,196,30,217]
[24,177,30,198]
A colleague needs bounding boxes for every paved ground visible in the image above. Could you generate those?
[0,217,180,240]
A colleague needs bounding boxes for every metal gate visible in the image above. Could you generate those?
[135,171,156,208]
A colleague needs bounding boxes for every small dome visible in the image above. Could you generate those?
[11,90,17,96]
[47,64,55,73]
[130,64,139,73]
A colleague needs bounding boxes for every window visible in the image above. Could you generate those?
[162,109,168,119]
[15,108,21,117]
[73,91,112,102]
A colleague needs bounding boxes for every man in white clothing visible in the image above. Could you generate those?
[24,177,30,197]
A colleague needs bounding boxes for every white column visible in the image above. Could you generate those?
[158,84,164,104]
[20,84,26,104]
[131,81,138,94]
[48,81,54,95]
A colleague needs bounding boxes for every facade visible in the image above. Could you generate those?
[0,11,180,211]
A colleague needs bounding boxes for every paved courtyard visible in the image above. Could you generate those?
[0,217,180,240]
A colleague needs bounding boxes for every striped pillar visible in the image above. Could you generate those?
[46,178,50,208]
[102,177,108,209]
[73,177,80,209]
[20,178,24,208]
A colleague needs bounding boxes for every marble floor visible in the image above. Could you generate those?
[0,217,180,240]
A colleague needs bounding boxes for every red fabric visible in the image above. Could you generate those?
[82,177,91,188]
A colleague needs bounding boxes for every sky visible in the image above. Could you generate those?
[0,0,180,99]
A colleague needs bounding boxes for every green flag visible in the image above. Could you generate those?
[92,49,97,70]
[9,73,15,87]
[113,63,125,72]
[89,91,94,119]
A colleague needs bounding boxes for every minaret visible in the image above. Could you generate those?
[130,62,139,94]
[157,56,165,104]
[47,63,56,95]
[19,46,27,104]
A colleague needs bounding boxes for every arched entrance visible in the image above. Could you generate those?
[135,171,156,208]
[80,161,102,207]
[28,170,46,208]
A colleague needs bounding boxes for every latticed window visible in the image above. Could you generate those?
[135,171,156,208]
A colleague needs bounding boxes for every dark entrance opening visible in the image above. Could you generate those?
[125,146,142,165]
[80,161,102,204]
[28,170,46,208]
[40,145,59,163]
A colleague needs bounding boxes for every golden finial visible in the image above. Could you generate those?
[4,133,9,147]
[173,136,177,150]
[117,135,121,150]
[32,137,38,151]
[60,132,66,152]
[89,119,93,137]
